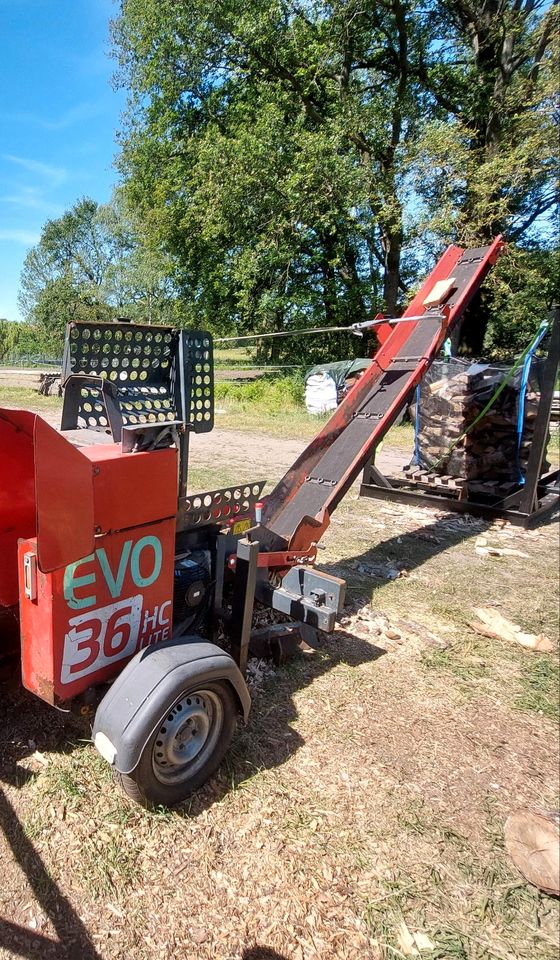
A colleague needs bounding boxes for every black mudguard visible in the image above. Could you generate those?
[92,638,251,775]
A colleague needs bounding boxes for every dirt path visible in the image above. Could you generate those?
[39,411,408,485]
[192,428,407,481]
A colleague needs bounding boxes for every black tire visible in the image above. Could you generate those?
[114,680,237,808]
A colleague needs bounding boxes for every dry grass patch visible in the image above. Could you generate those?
[0,392,558,959]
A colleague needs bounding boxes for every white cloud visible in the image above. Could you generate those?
[0,186,62,216]
[0,228,40,245]
[2,154,67,186]
[2,100,106,131]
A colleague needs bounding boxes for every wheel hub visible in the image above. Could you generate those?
[151,690,223,785]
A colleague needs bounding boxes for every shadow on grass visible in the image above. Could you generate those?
[0,683,101,959]
[324,512,486,584]
[243,948,289,960]
[0,782,101,960]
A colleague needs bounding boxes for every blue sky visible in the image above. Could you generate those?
[0,0,125,320]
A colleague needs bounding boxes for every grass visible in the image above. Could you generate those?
[515,656,560,719]
[214,345,255,368]
[215,374,328,439]
[0,383,558,960]
[0,385,63,410]
[423,638,560,721]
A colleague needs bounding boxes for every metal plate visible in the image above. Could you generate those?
[180,331,214,433]
[34,416,95,573]
[179,482,266,529]
[62,323,214,435]
[63,322,176,386]
[63,322,179,433]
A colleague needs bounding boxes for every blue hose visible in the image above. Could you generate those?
[412,383,421,465]
[516,320,549,484]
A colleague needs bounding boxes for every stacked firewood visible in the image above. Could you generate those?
[415,360,545,487]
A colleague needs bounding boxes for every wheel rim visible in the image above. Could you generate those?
[151,689,224,786]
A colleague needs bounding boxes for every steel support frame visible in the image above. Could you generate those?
[359,471,559,528]
[360,306,560,529]
[228,537,259,673]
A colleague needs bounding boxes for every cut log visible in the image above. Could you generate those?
[469,608,554,652]
[415,359,549,490]
[505,809,560,895]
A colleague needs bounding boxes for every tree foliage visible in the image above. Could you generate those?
[18,194,181,356]
[0,319,38,362]
[14,1,559,362]
[411,0,559,247]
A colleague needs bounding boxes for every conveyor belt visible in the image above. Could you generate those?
[261,239,504,548]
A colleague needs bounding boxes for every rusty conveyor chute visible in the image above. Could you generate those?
[260,238,505,550]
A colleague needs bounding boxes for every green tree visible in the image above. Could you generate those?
[113,0,434,345]
[104,0,560,363]
[18,194,180,356]
[408,1,559,349]
[415,0,558,244]
[0,319,37,362]
[113,0,557,356]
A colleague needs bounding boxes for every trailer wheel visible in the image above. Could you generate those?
[115,680,237,808]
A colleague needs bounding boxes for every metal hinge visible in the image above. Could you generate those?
[23,552,38,601]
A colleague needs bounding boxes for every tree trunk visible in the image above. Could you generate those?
[339,242,366,324]
[320,233,338,326]
[382,225,403,316]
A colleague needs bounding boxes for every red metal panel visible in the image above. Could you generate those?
[1,409,96,592]
[81,444,178,533]
[34,415,95,573]
[19,516,176,704]
[0,409,36,607]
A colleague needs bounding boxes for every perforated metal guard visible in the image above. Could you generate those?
[62,322,213,435]
[179,482,266,529]
[180,331,214,433]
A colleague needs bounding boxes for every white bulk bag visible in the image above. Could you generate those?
[305,372,338,415]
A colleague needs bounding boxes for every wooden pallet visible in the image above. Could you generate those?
[400,466,467,491]
[396,466,520,501]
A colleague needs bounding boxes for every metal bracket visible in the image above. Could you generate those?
[229,538,259,673]
[121,421,183,453]
[256,566,346,632]
[304,476,337,486]
[390,356,427,364]
[228,548,317,570]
